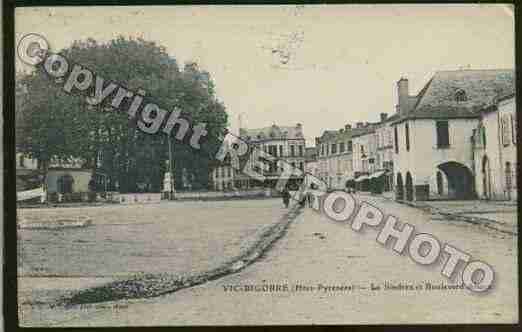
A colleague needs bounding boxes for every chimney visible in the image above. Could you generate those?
[397,77,409,115]
[356,122,363,128]
[296,123,302,128]
[345,124,351,130]
[380,113,388,122]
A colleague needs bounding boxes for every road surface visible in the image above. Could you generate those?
[20,195,518,326]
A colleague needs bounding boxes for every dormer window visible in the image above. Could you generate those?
[455,89,467,102]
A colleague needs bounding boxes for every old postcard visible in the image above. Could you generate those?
[11,4,517,327]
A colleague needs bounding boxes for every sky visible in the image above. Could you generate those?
[15,4,515,146]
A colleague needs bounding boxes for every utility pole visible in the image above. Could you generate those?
[168,136,175,200]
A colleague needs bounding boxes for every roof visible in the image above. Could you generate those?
[393,69,515,123]
[316,125,377,144]
[239,124,304,141]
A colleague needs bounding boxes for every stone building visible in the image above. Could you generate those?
[316,126,353,190]
[352,122,378,191]
[304,147,319,177]
[373,113,398,193]
[390,69,514,201]
[211,142,236,191]
[236,123,306,189]
[16,152,93,201]
[472,93,517,201]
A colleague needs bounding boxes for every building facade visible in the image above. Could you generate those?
[390,69,515,201]
[236,123,306,189]
[16,153,93,200]
[473,94,517,201]
[316,125,355,190]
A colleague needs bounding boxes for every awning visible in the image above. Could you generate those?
[355,175,369,182]
[369,170,387,179]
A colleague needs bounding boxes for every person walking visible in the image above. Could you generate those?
[281,187,290,208]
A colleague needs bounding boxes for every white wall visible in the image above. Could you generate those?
[393,118,479,199]
[474,97,517,200]
[46,170,92,193]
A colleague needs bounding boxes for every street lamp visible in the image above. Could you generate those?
[168,136,176,200]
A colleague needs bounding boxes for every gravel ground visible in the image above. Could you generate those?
[18,199,291,314]
[19,195,518,326]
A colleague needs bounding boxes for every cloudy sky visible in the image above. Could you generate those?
[16,5,514,145]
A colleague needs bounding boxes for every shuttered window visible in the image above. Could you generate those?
[502,115,511,146]
[436,121,450,148]
[394,126,399,153]
[405,123,410,151]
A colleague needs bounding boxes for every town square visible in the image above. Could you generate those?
[10,4,517,327]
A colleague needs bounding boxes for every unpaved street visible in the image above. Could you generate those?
[20,194,517,326]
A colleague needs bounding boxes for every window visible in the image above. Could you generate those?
[405,123,410,151]
[394,126,399,153]
[436,121,450,148]
[340,142,345,153]
[511,114,517,144]
[227,167,231,177]
[57,174,74,194]
[482,126,487,147]
[321,144,325,156]
[279,145,283,157]
[291,162,296,168]
[269,145,277,157]
[299,162,304,171]
[326,144,329,155]
[505,162,512,190]
[19,155,25,168]
[502,115,511,146]
[455,89,467,102]
[347,141,353,152]
[331,143,337,154]
[298,145,303,156]
[290,145,295,157]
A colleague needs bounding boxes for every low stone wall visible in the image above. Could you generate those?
[170,189,272,201]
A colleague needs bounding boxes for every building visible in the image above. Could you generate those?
[304,147,319,177]
[16,152,40,192]
[390,69,515,201]
[16,152,94,201]
[472,93,517,201]
[316,123,380,190]
[236,123,306,189]
[372,113,398,193]
[211,144,236,191]
[351,122,379,191]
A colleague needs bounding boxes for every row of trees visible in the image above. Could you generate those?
[16,37,228,192]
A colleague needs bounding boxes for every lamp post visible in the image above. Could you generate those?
[168,136,176,200]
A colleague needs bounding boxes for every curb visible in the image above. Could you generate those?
[57,205,303,307]
[396,200,517,236]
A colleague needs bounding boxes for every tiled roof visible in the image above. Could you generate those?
[239,124,304,141]
[396,69,515,122]
[316,125,377,143]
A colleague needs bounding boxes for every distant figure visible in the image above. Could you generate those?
[306,192,314,208]
[88,178,97,203]
[281,188,290,208]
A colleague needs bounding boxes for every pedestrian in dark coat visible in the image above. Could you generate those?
[282,188,290,208]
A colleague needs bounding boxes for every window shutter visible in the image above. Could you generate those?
[511,114,517,144]
[502,115,511,146]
